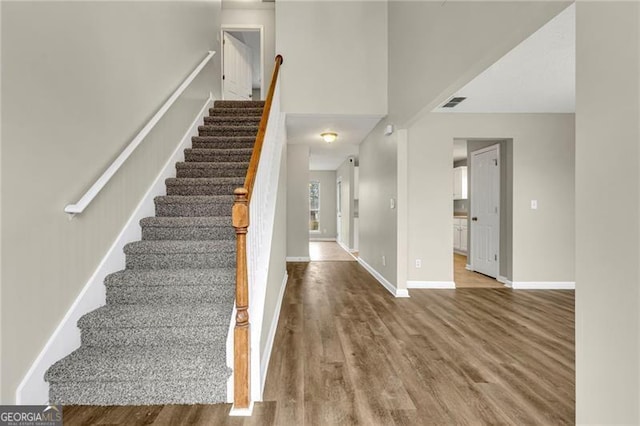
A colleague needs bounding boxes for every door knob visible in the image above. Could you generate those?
[471,217,478,221]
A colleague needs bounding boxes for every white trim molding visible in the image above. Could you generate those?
[16,97,214,405]
[408,281,456,289]
[229,401,255,417]
[357,258,410,298]
[336,240,352,254]
[309,237,337,242]
[497,275,512,287]
[465,264,473,271]
[286,257,310,262]
[511,281,575,290]
[260,272,288,397]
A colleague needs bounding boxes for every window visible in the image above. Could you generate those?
[309,181,320,232]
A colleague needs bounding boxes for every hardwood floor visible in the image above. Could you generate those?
[454,253,505,288]
[62,261,575,425]
[309,241,356,261]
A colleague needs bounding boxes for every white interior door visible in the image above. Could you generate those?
[223,32,252,100]
[470,145,500,278]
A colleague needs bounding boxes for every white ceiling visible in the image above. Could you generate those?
[434,3,575,114]
[286,114,383,170]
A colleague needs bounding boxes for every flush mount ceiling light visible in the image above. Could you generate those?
[320,132,338,143]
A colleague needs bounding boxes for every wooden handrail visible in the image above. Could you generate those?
[244,54,283,200]
[231,54,283,411]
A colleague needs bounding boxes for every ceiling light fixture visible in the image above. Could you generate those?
[320,132,338,143]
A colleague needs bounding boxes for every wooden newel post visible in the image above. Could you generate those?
[232,187,250,408]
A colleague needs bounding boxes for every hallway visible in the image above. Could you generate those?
[309,241,356,262]
[62,261,574,425]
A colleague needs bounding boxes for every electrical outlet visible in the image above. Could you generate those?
[382,255,386,266]
[415,259,422,268]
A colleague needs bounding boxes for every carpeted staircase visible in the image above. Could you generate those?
[45,100,265,405]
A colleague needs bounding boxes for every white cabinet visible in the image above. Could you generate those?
[453,166,468,200]
[453,218,468,253]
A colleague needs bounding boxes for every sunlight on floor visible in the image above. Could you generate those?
[309,241,355,262]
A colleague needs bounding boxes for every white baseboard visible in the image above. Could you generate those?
[465,264,473,271]
[407,281,456,289]
[497,275,512,287]
[229,401,254,417]
[286,256,310,262]
[336,240,352,253]
[309,237,336,242]
[15,97,213,405]
[260,272,288,397]
[511,281,575,290]
[357,258,409,298]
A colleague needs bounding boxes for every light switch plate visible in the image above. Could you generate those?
[390,198,396,209]
[531,200,538,210]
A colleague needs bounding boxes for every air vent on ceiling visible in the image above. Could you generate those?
[442,96,467,108]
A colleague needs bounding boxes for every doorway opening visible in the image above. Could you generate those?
[452,138,513,288]
[221,26,264,100]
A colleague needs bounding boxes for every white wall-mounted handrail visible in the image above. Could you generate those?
[64,50,216,215]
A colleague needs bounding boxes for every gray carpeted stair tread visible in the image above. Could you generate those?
[184,149,252,164]
[165,177,244,196]
[204,116,261,125]
[213,100,265,108]
[78,304,232,329]
[176,162,249,169]
[185,148,253,155]
[140,216,231,228]
[191,141,255,150]
[154,195,234,217]
[105,268,235,287]
[166,177,244,185]
[155,195,234,204]
[192,135,256,144]
[107,284,234,306]
[209,107,264,116]
[124,241,236,269]
[176,162,249,178]
[140,217,234,240]
[124,240,235,255]
[49,380,228,406]
[46,345,229,383]
[198,125,259,137]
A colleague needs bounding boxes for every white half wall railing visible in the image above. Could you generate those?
[64,50,216,216]
[226,81,285,407]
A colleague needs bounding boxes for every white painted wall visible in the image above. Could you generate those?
[359,120,398,287]
[309,171,337,240]
[286,145,310,260]
[575,2,640,423]
[406,113,575,285]
[388,1,571,124]
[0,0,221,403]
[275,1,387,115]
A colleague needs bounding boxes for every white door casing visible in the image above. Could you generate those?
[336,179,342,244]
[223,32,252,100]
[470,145,500,278]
